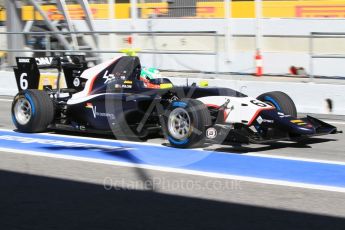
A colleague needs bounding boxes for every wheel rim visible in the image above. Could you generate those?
[14,97,32,125]
[168,107,191,140]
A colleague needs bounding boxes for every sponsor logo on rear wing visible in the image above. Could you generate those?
[17,58,30,63]
[17,57,55,69]
[35,57,54,66]
[16,56,87,68]
[14,55,87,91]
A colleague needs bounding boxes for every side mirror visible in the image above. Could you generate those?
[148,78,173,89]
[149,78,172,85]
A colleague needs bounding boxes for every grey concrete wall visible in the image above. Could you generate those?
[72,18,345,77]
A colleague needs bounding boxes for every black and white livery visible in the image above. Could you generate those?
[11,56,339,148]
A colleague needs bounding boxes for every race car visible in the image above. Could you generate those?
[11,55,339,148]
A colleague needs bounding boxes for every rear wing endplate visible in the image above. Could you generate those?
[13,56,87,91]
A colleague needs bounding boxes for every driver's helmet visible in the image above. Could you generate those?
[140,67,161,81]
[140,67,162,88]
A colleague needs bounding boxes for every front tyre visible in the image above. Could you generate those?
[165,99,211,148]
[257,91,297,117]
[11,89,54,133]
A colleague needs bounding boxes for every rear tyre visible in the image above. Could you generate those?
[165,99,211,148]
[257,91,297,117]
[11,89,54,133]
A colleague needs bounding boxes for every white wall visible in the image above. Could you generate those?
[71,18,345,77]
[1,18,345,76]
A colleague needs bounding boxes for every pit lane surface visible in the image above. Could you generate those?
[1,97,345,229]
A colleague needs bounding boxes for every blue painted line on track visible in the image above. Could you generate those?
[0,130,345,188]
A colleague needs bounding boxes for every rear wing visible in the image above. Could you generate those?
[13,56,88,91]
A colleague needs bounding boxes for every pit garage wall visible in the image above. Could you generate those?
[74,18,345,77]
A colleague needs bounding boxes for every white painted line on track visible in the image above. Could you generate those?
[0,128,205,150]
[0,147,345,193]
[246,153,345,166]
[0,128,167,148]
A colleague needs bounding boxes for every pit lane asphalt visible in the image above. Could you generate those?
[1,97,345,229]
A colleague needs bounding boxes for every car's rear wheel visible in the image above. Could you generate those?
[257,91,297,117]
[12,89,54,133]
[165,99,211,148]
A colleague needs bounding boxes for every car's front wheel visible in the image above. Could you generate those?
[257,91,297,117]
[165,99,211,148]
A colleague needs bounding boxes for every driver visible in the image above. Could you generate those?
[140,67,162,89]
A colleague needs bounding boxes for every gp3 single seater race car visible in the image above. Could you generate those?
[11,55,339,148]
